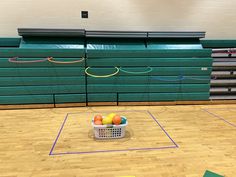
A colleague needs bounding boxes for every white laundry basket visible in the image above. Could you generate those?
[91,119,128,139]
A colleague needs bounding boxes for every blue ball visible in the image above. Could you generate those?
[121,117,127,124]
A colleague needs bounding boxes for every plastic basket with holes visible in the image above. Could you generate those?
[91,118,128,139]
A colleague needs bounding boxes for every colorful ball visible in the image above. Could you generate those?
[94,114,103,122]
[102,117,113,125]
[121,117,127,124]
[107,113,116,119]
[112,115,122,125]
[107,117,113,124]
[94,120,102,125]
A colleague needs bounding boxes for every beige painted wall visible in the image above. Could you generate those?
[0,0,236,38]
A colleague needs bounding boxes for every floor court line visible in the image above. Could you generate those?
[49,113,69,155]
[201,108,236,129]
[51,145,178,156]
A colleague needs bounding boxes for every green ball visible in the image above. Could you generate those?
[121,117,127,124]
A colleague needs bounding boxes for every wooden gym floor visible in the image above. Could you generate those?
[0,104,236,177]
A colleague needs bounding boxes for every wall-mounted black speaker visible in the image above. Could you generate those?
[81,11,88,18]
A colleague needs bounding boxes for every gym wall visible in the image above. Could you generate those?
[0,0,235,38]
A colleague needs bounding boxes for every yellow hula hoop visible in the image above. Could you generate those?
[47,57,85,64]
[85,67,120,78]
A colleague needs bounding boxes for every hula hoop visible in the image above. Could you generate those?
[120,67,153,74]
[47,57,85,64]
[85,67,119,78]
[151,76,184,82]
[184,76,213,81]
[8,57,48,63]
[151,76,215,82]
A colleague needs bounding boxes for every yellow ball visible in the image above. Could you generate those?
[102,117,113,125]
[107,113,116,119]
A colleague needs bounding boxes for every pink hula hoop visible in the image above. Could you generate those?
[8,57,48,63]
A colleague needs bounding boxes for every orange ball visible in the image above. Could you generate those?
[94,120,102,125]
[94,114,103,122]
[112,115,122,125]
